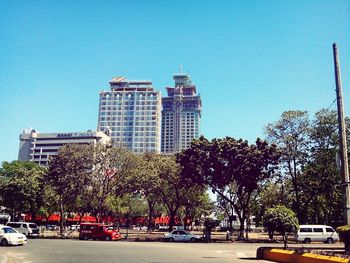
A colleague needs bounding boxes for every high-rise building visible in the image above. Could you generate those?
[18,129,110,166]
[97,77,161,153]
[161,72,201,154]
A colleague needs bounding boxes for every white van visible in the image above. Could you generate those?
[6,222,40,237]
[297,225,339,244]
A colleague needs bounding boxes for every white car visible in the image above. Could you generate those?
[164,230,201,242]
[0,225,27,246]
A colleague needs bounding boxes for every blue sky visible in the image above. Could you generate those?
[0,0,349,163]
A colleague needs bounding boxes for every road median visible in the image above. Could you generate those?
[257,247,349,263]
[39,230,236,242]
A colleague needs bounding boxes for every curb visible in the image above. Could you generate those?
[257,247,349,263]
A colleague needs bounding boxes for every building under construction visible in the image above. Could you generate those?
[161,72,202,154]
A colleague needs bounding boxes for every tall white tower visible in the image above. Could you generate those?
[161,72,201,154]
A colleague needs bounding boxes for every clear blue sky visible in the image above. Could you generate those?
[1,0,349,163]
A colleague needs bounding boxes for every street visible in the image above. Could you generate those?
[0,239,277,263]
[0,238,345,263]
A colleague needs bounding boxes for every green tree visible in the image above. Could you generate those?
[138,153,213,231]
[300,109,343,225]
[215,184,238,231]
[89,145,139,221]
[178,136,280,239]
[265,110,310,222]
[153,155,186,231]
[134,153,163,230]
[102,193,147,231]
[263,205,299,249]
[253,179,293,227]
[180,187,214,230]
[46,143,94,235]
[47,143,139,232]
[0,161,46,221]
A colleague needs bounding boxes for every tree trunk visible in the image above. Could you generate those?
[283,232,288,250]
[30,205,37,223]
[345,241,350,253]
[291,158,302,222]
[229,218,233,231]
[238,209,248,240]
[147,200,154,231]
[268,230,274,240]
[184,206,190,230]
[245,214,250,240]
[59,197,64,237]
[78,212,83,226]
[238,217,245,240]
[168,212,176,231]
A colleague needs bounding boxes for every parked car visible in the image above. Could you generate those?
[46,224,59,231]
[297,225,339,244]
[79,223,121,241]
[69,225,80,231]
[132,226,148,231]
[6,222,40,237]
[163,230,201,242]
[158,225,170,231]
[0,225,27,246]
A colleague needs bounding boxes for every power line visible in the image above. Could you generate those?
[326,98,337,111]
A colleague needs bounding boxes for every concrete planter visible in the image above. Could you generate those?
[257,247,349,263]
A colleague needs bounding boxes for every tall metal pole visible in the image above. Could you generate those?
[333,43,350,225]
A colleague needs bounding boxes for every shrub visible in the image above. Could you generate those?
[263,205,299,249]
[337,225,350,252]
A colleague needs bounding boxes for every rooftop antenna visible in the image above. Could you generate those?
[179,65,183,74]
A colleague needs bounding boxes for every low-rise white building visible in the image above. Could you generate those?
[18,129,110,166]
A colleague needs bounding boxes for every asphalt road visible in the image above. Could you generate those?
[0,239,272,263]
[0,239,344,263]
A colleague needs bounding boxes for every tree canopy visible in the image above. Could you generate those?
[0,160,46,220]
[265,110,310,221]
[178,136,280,238]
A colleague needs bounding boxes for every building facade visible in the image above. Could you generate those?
[97,77,161,153]
[161,72,201,154]
[18,129,111,166]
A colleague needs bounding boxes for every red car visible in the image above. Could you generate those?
[79,223,121,241]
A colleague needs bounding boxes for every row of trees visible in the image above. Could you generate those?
[0,146,214,236]
[0,108,346,239]
[264,109,344,225]
[178,108,346,238]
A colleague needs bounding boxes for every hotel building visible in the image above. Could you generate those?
[97,77,161,153]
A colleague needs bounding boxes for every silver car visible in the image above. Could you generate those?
[164,230,201,242]
[6,222,40,237]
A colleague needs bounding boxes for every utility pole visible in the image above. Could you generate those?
[333,43,350,225]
